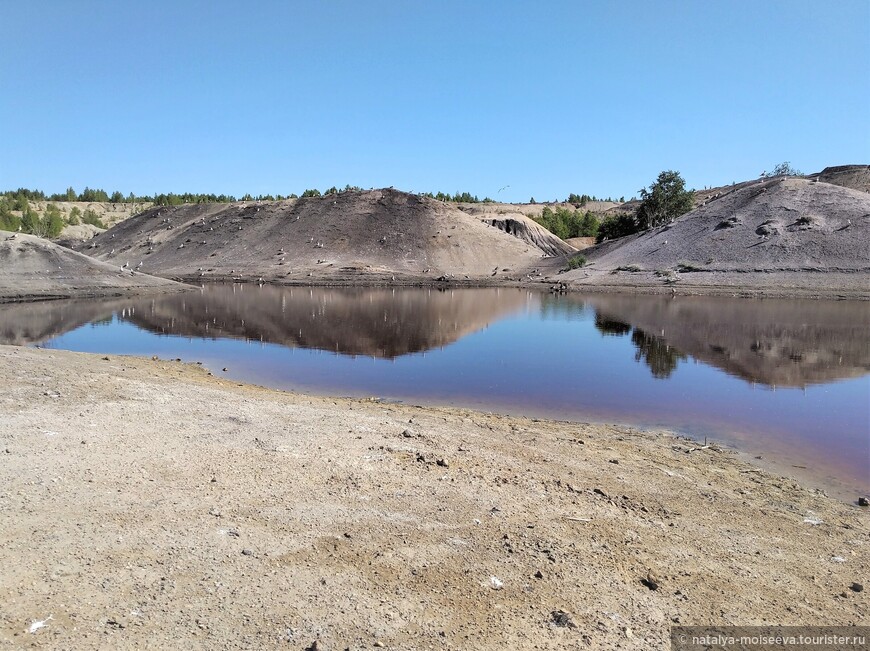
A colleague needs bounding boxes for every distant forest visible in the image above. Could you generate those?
[2,186,623,208]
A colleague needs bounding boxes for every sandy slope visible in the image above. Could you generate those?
[72,189,551,284]
[0,346,866,650]
[554,178,870,297]
[0,231,189,302]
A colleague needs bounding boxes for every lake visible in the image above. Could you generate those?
[3,284,868,498]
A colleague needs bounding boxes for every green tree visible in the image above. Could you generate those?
[81,209,106,228]
[65,186,77,201]
[43,204,64,237]
[301,189,321,198]
[0,199,21,232]
[68,206,82,225]
[596,213,638,242]
[635,170,694,230]
[21,207,41,235]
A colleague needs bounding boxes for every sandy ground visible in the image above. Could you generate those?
[0,346,867,650]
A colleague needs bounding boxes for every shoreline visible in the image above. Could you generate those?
[1,345,866,649]
[3,271,867,303]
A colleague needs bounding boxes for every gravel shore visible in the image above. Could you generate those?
[0,346,866,649]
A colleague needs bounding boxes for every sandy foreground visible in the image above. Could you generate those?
[0,346,866,650]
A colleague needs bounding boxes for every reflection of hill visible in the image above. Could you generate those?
[582,294,870,387]
[126,285,528,358]
[0,299,122,345]
[1,286,530,357]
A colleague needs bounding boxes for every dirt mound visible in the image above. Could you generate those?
[0,231,187,302]
[814,165,870,194]
[558,178,870,296]
[480,213,576,256]
[74,189,548,283]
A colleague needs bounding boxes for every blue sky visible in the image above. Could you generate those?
[2,0,868,202]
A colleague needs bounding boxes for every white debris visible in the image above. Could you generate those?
[803,515,823,525]
[29,615,52,634]
[489,576,504,590]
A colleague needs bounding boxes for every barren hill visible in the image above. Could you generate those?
[0,231,187,302]
[74,189,551,284]
[556,177,870,297]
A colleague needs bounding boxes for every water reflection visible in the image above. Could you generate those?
[1,286,529,358]
[1,287,868,388]
[580,294,870,387]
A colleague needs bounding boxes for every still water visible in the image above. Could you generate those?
[3,285,868,496]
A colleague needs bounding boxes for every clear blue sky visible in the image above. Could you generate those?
[2,0,868,202]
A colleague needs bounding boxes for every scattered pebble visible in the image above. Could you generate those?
[489,576,504,590]
[858,496,869,507]
[241,548,253,556]
[850,582,864,593]
[534,570,544,579]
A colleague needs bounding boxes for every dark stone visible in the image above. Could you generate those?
[534,570,544,579]
[858,496,869,507]
[850,582,864,592]
[641,571,660,591]
[551,610,577,628]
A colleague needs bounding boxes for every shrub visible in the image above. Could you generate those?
[567,254,587,269]
[81,209,106,229]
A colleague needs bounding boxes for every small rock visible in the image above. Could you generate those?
[402,429,414,438]
[222,367,228,372]
[241,548,253,556]
[373,642,384,648]
[551,610,577,629]
[436,458,449,468]
[489,576,504,590]
[534,570,544,579]
[608,459,619,464]
[850,582,864,592]
[641,570,660,591]
[304,642,321,651]
[858,496,869,507]
[593,488,607,497]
